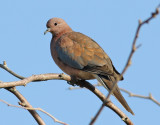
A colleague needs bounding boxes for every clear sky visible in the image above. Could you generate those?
[0,0,160,125]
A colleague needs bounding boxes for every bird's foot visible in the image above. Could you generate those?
[67,81,76,86]
[67,76,78,86]
[68,76,85,88]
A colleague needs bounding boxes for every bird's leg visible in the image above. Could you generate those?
[67,75,78,86]
[76,80,86,88]
[67,76,86,88]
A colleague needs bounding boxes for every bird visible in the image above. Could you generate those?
[44,17,134,115]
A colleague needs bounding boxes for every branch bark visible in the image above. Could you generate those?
[0,73,71,88]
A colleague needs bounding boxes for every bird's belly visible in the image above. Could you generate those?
[50,44,94,80]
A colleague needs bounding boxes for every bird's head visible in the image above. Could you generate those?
[44,17,72,36]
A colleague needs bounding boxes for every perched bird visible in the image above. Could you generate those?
[44,18,134,115]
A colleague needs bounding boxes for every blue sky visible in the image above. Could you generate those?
[0,0,160,125]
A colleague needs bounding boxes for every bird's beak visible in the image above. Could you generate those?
[44,28,51,35]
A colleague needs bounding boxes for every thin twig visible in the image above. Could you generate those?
[0,61,25,79]
[90,6,159,125]
[69,84,160,106]
[0,99,68,125]
[120,88,160,106]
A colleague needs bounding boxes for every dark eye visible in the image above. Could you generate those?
[54,23,57,26]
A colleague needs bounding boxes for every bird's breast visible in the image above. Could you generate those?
[50,40,94,80]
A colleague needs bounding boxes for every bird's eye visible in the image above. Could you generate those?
[54,23,57,26]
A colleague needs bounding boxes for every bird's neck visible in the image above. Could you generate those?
[53,27,72,41]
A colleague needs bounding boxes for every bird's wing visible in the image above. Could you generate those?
[56,32,115,76]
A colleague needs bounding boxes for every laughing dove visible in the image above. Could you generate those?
[44,18,134,115]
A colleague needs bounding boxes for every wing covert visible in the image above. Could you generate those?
[55,32,115,76]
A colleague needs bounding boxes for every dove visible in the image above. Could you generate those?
[44,17,134,115]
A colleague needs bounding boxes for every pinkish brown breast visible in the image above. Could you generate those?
[50,38,95,80]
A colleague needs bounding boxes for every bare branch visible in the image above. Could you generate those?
[0,61,71,86]
[69,84,160,106]
[0,73,71,88]
[120,88,160,106]
[5,87,46,125]
[90,6,159,125]
[0,99,68,125]
[0,64,133,125]
[74,80,133,125]
[0,62,69,125]
[0,61,25,79]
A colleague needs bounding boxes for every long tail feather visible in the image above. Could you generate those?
[95,75,134,115]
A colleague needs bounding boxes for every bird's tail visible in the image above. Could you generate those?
[95,75,134,115]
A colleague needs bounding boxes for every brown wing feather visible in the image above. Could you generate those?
[57,31,121,78]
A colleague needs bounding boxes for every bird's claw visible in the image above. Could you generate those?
[67,81,76,86]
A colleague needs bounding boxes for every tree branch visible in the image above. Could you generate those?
[120,88,160,106]
[0,63,132,125]
[5,87,46,125]
[0,73,71,88]
[71,80,133,125]
[90,6,159,125]
[0,99,68,125]
[1,62,69,125]
[0,61,25,79]
[69,84,160,106]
